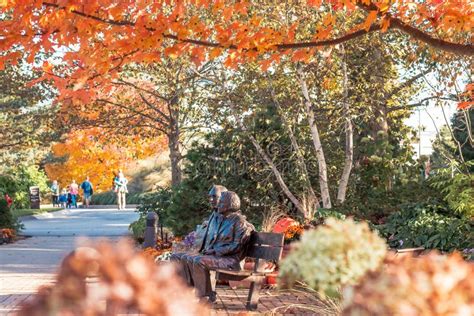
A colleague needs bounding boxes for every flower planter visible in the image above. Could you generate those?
[266,272,278,285]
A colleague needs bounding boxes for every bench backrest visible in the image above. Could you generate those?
[246,232,284,269]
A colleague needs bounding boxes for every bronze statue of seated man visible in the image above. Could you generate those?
[171,188,254,298]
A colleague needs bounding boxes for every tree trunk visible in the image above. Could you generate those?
[168,131,182,187]
[168,98,182,187]
[227,101,308,218]
[246,132,307,218]
[297,66,332,209]
[336,47,353,204]
[269,80,319,217]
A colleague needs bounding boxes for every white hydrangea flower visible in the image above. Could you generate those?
[279,218,387,297]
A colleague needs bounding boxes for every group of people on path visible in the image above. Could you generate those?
[50,177,94,209]
[50,170,128,210]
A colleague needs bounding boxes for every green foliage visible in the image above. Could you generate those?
[338,180,441,222]
[0,164,49,209]
[377,200,473,252]
[134,184,209,237]
[279,218,387,298]
[309,208,347,227]
[429,161,474,218]
[0,63,57,157]
[0,174,19,196]
[128,216,146,242]
[0,198,14,229]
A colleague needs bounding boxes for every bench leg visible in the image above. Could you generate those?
[246,278,263,310]
[209,270,217,303]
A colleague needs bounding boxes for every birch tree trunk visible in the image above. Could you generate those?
[227,101,308,218]
[297,66,332,209]
[336,47,354,204]
[268,80,319,217]
[168,98,182,187]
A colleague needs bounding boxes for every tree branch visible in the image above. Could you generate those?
[42,1,474,57]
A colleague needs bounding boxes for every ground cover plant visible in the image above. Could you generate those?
[377,199,473,253]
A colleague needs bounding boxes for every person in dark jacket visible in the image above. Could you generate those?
[80,176,93,208]
[171,189,254,298]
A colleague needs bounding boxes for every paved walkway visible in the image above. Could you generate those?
[0,236,77,315]
[0,207,137,315]
[21,207,139,236]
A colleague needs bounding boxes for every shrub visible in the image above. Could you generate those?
[134,182,210,237]
[0,199,14,229]
[339,180,442,223]
[342,252,474,315]
[377,200,473,252]
[8,164,49,209]
[430,167,474,218]
[279,218,387,298]
[128,216,146,242]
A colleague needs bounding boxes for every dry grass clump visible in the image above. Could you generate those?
[342,252,474,315]
[18,238,209,316]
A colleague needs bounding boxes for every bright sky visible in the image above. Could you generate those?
[405,101,457,157]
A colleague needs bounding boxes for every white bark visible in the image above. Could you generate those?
[336,47,353,204]
[228,102,308,217]
[268,79,319,217]
[168,99,183,186]
[297,66,332,209]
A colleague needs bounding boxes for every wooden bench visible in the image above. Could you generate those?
[209,231,284,310]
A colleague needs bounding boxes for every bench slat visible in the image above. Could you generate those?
[247,245,282,261]
[250,232,284,247]
[214,269,268,277]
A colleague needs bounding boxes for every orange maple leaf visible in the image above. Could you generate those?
[362,10,378,31]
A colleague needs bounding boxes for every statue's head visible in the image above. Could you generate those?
[217,191,240,214]
[208,185,227,209]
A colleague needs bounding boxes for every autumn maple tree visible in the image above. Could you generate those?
[1,0,472,82]
[1,1,472,114]
[62,59,213,186]
[45,128,165,192]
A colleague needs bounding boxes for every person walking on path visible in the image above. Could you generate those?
[59,188,68,208]
[69,180,79,208]
[114,171,128,210]
[50,180,60,207]
[80,177,93,208]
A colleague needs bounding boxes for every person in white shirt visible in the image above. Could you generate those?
[114,170,128,210]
